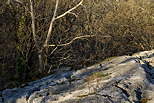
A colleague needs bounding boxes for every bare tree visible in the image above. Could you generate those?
[9,0,96,73]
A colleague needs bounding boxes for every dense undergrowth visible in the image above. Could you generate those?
[0,0,154,90]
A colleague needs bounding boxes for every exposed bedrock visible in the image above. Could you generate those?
[0,50,154,103]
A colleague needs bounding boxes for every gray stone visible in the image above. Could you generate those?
[0,50,154,103]
[0,97,2,103]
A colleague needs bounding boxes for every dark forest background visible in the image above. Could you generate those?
[0,0,154,90]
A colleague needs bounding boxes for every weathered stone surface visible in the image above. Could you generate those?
[0,50,154,103]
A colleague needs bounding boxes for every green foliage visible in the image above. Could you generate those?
[16,14,26,82]
[92,71,111,78]
[17,14,26,50]
[84,71,111,82]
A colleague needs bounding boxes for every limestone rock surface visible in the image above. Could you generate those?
[0,50,154,103]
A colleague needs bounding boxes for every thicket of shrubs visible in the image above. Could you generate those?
[0,0,153,90]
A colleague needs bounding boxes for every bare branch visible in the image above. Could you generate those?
[55,0,83,20]
[11,0,24,5]
[58,55,72,62]
[68,12,78,17]
[30,0,44,72]
[49,46,58,56]
[43,0,83,47]
[30,0,40,49]
[43,0,59,47]
[47,35,96,47]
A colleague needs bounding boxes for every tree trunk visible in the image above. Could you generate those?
[38,50,44,73]
[30,0,44,73]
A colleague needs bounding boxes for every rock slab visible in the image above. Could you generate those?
[0,50,154,103]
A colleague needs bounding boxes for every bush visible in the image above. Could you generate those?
[102,0,154,51]
[83,0,154,56]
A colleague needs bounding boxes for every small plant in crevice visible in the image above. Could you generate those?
[91,71,111,79]
[102,56,117,62]
[85,71,111,82]
[76,92,97,98]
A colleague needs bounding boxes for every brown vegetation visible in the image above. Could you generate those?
[0,0,154,90]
